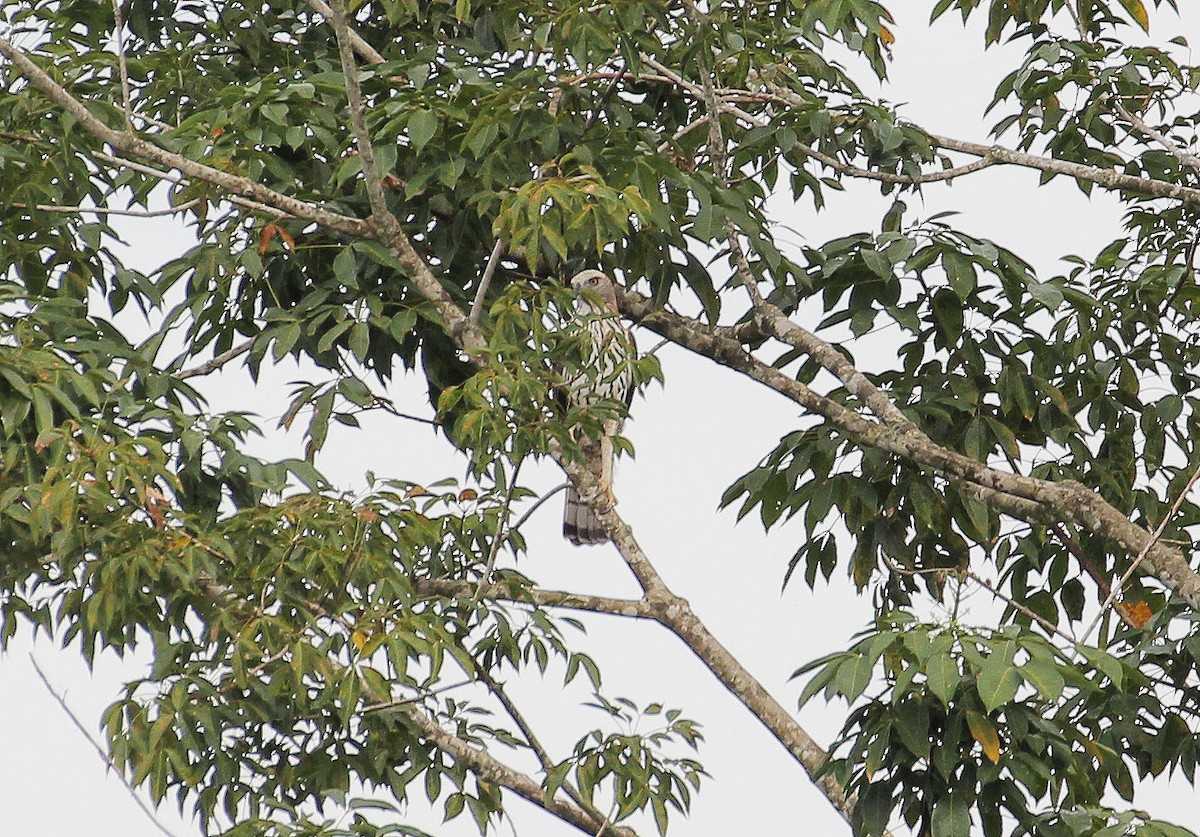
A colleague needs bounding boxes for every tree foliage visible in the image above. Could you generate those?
[3,0,1200,835]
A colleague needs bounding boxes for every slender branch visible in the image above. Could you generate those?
[1084,460,1200,641]
[475,667,604,822]
[513,483,569,531]
[415,578,654,619]
[304,0,387,65]
[327,0,392,222]
[28,655,180,837]
[966,571,1077,644]
[111,0,133,131]
[1111,99,1200,176]
[13,199,199,218]
[678,0,767,310]
[398,702,636,837]
[473,459,524,604]
[177,340,254,380]
[469,238,506,329]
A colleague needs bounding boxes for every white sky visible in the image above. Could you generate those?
[4,4,1200,836]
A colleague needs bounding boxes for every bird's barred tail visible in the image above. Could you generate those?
[563,486,608,545]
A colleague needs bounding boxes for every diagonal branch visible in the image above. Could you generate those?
[397,702,636,837]
[552,449,856,822]
[327,0,391,221]
[304,0,386,64]
[475,667,606,824]
[1110,98,1200,177]
[0,38,369,238]
[0,37,485,355]
[29,655,180,837]
[616,290,1200,613]
[177,340,254,380]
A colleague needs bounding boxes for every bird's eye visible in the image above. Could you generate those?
[589,276,598,285]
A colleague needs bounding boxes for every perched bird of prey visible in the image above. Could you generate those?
[560,269,635,545]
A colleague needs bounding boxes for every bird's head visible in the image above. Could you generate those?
[569,269,619,314]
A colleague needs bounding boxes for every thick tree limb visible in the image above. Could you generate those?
[552,451,856,822]
[617,292,1200,612]
[0,38,370,238]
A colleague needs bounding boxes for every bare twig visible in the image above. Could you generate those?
[966,571,1077,644]
[476,667,602,821]
[177,340,254,379]
[469,238,506,329]
[111,0,133,131]
[416,578,654,619]
[14,199,199,218]
[473,459,524,604]
[513,482,569,531]
[28,654,180,837]
[1112,99,1200,176]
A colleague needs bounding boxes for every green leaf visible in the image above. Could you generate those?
[1021,656,1065,702]
[409,109,438,155]
[931,793,970,837]
[976,651,1021,713]
[925,652,961,705]
[836,653,875,702]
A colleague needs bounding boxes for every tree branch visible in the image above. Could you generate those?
[13,199,199,218]
[397,702,636,837]
[110,0,133,132]
[415,578,654,619]
[304,0,387,65]
[0,36,486,356]
[29,654,180,837]
[617,290,1200,613]
[177,340,254,380]
[327,0,392,222]
[475,667,606,824]
[551,450,856,823]
[931,134,1200,205]
[0,38,370,238]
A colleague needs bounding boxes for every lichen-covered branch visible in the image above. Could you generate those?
[617,291,1200,613]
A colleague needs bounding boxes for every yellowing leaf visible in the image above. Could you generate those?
[1119,0,1150,32]
[351,630,368,652]
[966,710,1001,764]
